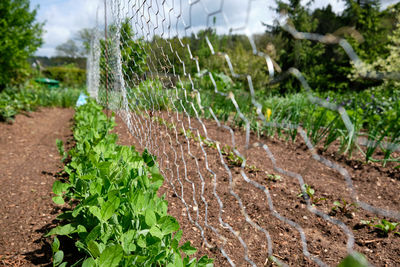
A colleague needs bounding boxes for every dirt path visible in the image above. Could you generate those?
[0,108,74,266]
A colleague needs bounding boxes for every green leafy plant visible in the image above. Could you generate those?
[0,86,81,122]
[359,218,400,236]
[56,139,68,163]
[372,219,400,236]
[51,237,67,267]
[266,173,282,182]
[331,199,358,217]
[298,184,326,206]
[48,100,213,266]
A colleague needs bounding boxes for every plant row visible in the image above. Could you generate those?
[0,85,81,122]
[113,78,399,166]
[48,100,213,266]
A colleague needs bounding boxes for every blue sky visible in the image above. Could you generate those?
[30,0,399,57]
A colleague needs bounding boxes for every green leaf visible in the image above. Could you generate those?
[142,149,155,167]
[82,257,96,267]
[149,225,163,239]
[121,230,136,253]
[198,255,214,267]
[333,201,341,206]
[338,252,369,267]
[159,216,180,235]
[46,224,76,237]
[87,240,101,258]
[98,244,124,267]
[174,252,184,267]
[86,225,101,243]
[53,180,70,195]
[52,237,60,253]
[54,250,64,266]
[180,241,197,256]
[100,195,120,221]
[81,174,96,180]
[145,209,157,227]
[52,196,65,205]
[137,234,146,248]
[89,206,101,220]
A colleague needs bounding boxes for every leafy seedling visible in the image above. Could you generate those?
[266,173,282,182]
[56,139,68,162]
[372,219,400,236]
[298,184,326,206]
[331,199,357,217]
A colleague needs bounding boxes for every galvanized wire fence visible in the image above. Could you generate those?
[86,1,400,266]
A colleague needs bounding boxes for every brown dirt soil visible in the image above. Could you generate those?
[0,108,74,267]
[113,110,400,267]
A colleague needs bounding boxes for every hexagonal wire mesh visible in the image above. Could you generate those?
[86,0,400,266]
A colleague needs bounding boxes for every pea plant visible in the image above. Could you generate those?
[47,100,213,266]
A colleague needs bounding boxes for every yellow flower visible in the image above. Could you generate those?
[265,108,272,121]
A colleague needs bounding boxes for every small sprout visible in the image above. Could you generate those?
[360,220,372,226]
[298,184,326,206]
[331,199,358,217]
[266,173,282,182]
[372,219,400,236]
[227,151,244,167]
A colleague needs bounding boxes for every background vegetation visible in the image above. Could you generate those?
[104,0,400,165]
[0,0,43,89]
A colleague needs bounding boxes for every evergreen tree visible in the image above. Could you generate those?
[269,0,326,93]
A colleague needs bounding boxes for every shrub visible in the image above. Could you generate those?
[42,64,86,87]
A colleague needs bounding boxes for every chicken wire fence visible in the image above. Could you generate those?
[86,0,400,266]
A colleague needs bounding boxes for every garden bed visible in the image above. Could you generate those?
[113,110,400,266]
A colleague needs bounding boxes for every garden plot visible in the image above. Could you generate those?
[113,110,400,266]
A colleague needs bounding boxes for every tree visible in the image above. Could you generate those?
[341,0,389,62]
[0,0,44,90]
[268,0,326,93]
[56,28,95,58]
[351,5,400,87]
[75,28,94,56]
[55,39,81,58]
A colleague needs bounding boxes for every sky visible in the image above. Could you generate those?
[30,0,399,57]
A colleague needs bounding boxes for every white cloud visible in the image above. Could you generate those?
[31,0,101,56]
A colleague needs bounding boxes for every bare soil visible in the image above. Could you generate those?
[113,110,400,267]
[0,108,74,266]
